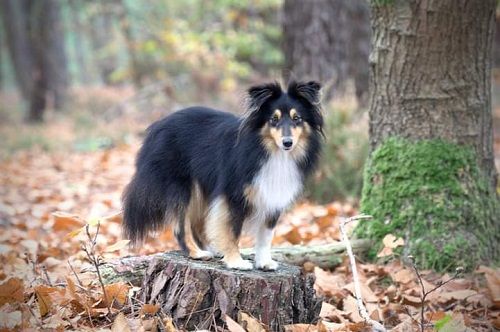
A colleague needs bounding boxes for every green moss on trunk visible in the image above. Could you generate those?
[356,138,499,271]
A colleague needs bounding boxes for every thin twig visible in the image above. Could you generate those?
[82,222,111,317]
[41,265,53,286]
[408,256,463,332]
[67,259,84,287]
[340,214,386,332]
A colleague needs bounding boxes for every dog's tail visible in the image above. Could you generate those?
[122,170,173,245]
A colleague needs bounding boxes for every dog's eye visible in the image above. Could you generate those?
[270,116,279,125]
[292,115,302,123]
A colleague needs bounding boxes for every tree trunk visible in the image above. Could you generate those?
[138,251,321,331]
[43,0,69,110]
[0,0,33,99]
[27,1,49,122]
[89,5,118,85]
[282,0,370,103]
[358,0,499,271]
[100,240,371,286]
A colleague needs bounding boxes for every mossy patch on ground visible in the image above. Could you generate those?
[356,138,499,271]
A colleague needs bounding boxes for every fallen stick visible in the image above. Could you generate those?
[340,215,386,332]
[100,240,371,286]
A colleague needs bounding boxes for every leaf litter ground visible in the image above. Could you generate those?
[0,144,499,331]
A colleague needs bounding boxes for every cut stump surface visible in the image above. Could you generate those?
[139,251,321,331]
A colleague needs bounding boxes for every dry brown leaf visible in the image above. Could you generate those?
[104,282,130,306]
[314,267,345,297]
[52,211,84,231]
[377,234,404,257]
[238,311,265,332]
[104,239,130,252]
[477,266,500,303]
[284,226,302,244]
[343,282,379,302]
[141,303,160,316]
[438,289,478,302]
[225,314,246,332]
[34,285,65,316]
[392,268,414,284]
[342,295,364,323]
[0,278,24,306]
[112,312,131,332]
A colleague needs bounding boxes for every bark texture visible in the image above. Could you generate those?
[282,0,370,102]
[368,0,497,188]
[100,240,371,285]
[139,252,321,331]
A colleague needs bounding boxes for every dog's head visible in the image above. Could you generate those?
[239,81,323,154]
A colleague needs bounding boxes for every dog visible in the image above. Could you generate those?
[122,81,323,270]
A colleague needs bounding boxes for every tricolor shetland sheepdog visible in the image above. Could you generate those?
[122,81,323,270]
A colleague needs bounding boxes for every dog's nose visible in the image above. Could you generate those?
[282,137,293,148]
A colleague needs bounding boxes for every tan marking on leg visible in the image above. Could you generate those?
[185,183,213,259]
[205,196,253,269]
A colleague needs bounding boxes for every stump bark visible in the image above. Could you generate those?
[139,251,321,331]
[100,240,371,286]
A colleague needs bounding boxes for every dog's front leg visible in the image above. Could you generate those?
[255,214,279,270]
[205,196,253,270]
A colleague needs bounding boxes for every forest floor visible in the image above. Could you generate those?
[0,87,499,331]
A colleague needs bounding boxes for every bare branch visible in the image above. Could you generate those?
[340,214,386,332]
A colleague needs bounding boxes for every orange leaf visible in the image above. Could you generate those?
[104,282,130,306]
[0,278,24,306]
[284,227,302,245]
[52,211,84,231]
[141,303,160,316]
[34,285,64,316]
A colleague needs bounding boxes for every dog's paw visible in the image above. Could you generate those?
[190,250,215,261]
[256,259,279,271]
[225,258,254,270]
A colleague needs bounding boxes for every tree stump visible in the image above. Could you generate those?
[140,251,321,331]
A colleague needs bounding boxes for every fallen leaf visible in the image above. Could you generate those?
[284,227,302,245]
[141,303,160,316]
[225,314,246,332]
[238,311,265,332]
[343,282,379,302]
[392,268,414,284]
[52,211,84,231]
[377,234,404,257]
[438,289,477,303]
[112,312,131,332]
[104,282,130,306]
[0,278,24,306]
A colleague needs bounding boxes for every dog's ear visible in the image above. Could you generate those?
[288,81,324,136]
[247,82,283,112]
[287,81,322,106]
[238,82,282,140]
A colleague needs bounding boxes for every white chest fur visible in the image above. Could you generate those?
[252,151,303,215]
